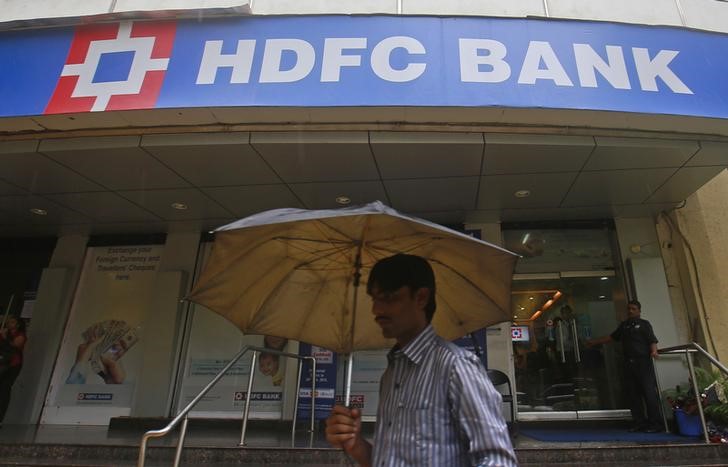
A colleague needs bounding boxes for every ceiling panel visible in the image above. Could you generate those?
[385,177,479,212]
[370,132,483,179]
[40,136,191,190]
[477,172,578,209]
[142,132,280,187]
[201,184,304,217]
[685,141,728,167]
[0,140,104,194]
[498,206,615,222]
[289,181,388,209]
[646,167,725,203]
[117,188,233,220]
[585,137,699,170]
[46,192,161,223]
[0,194,92,225]
[562,168,677,207]
[483,134,594,175]
[0,179,27,196]
[613,203,681,218]
[251,132,379,182]
[411,209,469,225]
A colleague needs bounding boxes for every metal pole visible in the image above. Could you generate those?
[685,350,710,443]
[239,351,258,446]
[651,356,669,433]
[571,320,581,363]
[557,322,566,363]
[172,415,189,467]
[310,357,317,434]
[345,353,354,406]
[291,359,303,446]
[1,295,15,329]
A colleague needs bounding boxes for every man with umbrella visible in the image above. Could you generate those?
[325,254,518,467]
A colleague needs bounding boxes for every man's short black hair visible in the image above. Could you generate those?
[366,254,437,322]
[628,299,641,309]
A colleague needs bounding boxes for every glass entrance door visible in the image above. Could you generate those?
[512,272,629,420]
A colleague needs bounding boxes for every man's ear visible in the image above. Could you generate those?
[414,287,430,309]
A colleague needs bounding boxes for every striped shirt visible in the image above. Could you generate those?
[371,325,518,467]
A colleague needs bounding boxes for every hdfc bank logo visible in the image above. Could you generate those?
[45,21,176,114]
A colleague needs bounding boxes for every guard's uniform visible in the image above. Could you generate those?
[610,317,661,429]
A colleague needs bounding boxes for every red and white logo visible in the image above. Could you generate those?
[45,21,176,114]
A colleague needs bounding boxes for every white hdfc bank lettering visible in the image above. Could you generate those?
[196,36,426,84]
[195,36,692,94]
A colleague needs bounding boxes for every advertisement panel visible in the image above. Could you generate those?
[178,320,289,418]
[42,245,163,424]
[296,343,337,420]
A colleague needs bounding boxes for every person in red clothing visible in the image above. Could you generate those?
[0,316,27,425]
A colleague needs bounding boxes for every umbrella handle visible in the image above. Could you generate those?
[344,353,354,407]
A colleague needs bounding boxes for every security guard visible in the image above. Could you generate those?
[587,300,662,432]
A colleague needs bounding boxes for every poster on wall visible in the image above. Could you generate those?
[42,245,163,423]
[296,343,336,420]
[339,350,389,418]
[176,242,289,418]
[179,311,289,418]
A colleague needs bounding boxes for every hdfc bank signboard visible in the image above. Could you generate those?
[1,15,727,118]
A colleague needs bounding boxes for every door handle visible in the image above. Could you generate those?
[571,319,581,363]
[557,321,566,363]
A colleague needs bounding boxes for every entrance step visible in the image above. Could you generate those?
[0,442,726,466]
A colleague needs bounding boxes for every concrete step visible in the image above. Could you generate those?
[1,442,727,466]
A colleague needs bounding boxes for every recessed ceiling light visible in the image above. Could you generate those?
[599,295,606,299]
[600,276,609,281]
[529,296,534,300]
[30,208,47,216]
[335,196,351,205]
[171,202,188,210]
[514,190,531,198]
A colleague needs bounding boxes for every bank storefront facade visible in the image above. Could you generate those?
[1,1,727,426]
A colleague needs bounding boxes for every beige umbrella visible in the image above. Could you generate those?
[188,201,518,355]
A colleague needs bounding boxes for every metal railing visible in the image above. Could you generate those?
[656,342,728,443]
[137,345,317,467]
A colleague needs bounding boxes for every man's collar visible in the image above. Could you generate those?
[389,325,436,365]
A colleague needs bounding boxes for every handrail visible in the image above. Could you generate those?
[658,343,728,375]
[137,345,317,467]
[656,342,727,444]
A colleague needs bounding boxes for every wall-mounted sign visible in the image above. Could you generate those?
[2,16,727,119]
[511,325,530,342]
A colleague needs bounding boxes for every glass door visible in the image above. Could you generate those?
[512,271,630,420]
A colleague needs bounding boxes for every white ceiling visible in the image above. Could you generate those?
[0,129,726,237]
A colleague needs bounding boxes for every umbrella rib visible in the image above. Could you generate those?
[231,245,358,327]
[428,257,504,311]
[277,239,353,269]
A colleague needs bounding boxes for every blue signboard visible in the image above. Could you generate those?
[453,328,488,367]
[1,16,728,119]
[297,343,337,420]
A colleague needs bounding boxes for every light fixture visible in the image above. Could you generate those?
[599,295,606,299]
[529,296,534,300]
[30,208,47,216]
[600,276,609,281]
[171,202,188,210]
[335,196,351,205]
[514,190,531,198]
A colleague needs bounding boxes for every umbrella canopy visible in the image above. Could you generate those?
[187,201,518,354]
